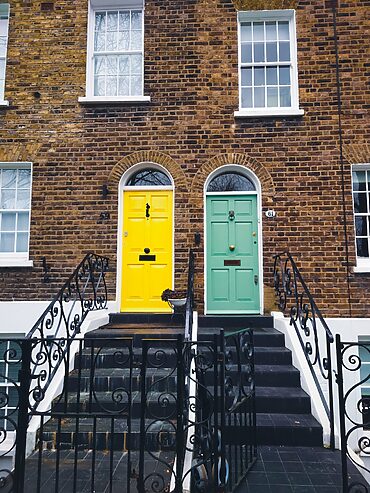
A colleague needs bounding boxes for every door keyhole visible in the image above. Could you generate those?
[146,203,150,218]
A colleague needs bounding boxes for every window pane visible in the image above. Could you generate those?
[94,56,106,75]
[355,216,368,237]
[131,55,142,75]
[241,68,252,86]
[266,67,278,85]
[95,12,106,33]
[131,11,142,31]
[16,233,28,253]
[118,76,129,96]
[127,169,171,187]
[131,75,142,96]
[253,22,264,41]
[254,67,265,86]
[278,21,290,40]
[16,190,30,209]
[241,44,252,63]
[354,193,368,213]
[131,31,142,50]
[119,12,130,31]
[17,212,29,231]
[94,77,105,96]
[254,43,264,63]
[207,173,256,192]
[0,37,6,58]
[1,190,15,209]
[357,238,369,258]
[119,55,129,75]
[0,232,15,252]
[1,213,15,231]
[353,171,367,192]
[0,19,8,37]
[118,30,129,50]
[2,170,16,189]
[17,170,31,189]
[0,59,5,79]
[241,88,252,108]
[254,87,265,107]
[106,56,118,76]
[266,22,277,40]
[279,66,291,85]
[94,32,105,52]
[266,42,277,62]
[280,86,291,107]
[106,76,117,96]
[106,32,117,51]
[240,23,252,42]
[107,11,118,32]
[267,87,278,107]
[279,42,290,62]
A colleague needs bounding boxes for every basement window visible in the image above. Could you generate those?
[0,164,33,267]
[352,165,370,273]
[79,0,150,104]
[235,10,303,118]
[0,4,9,106]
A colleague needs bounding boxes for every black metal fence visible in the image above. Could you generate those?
[336,336,370,493]
[0,328,256,493]
[273,251,335,449]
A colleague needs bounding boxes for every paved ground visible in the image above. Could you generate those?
[235,446,368,493]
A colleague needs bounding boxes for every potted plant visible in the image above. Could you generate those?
[161,288,187,310]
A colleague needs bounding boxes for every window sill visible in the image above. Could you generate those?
[78,96,151,104]
[353,266,370,274]
[0,259,33,268]
[0,100,9,107]
[234,108,304,118]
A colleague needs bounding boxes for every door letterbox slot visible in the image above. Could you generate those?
[224,259,241,266]
[139,255,156,261]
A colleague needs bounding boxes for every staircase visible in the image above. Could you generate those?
[40,313,322,451]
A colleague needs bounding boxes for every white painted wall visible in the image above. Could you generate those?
[273,313,370,484]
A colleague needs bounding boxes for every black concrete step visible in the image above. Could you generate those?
[256,413,323,446]
[255,365,300,387]
[255,387,311,414]
[198,315,274,329]
[254,346,292,365]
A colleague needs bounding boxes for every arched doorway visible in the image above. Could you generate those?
[119,164,174,312]
[204,165,263,314]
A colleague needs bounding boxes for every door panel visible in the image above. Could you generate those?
[206,194,260,314]
[121,190,173,312]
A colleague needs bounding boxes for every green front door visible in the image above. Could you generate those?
[206,194,260,314]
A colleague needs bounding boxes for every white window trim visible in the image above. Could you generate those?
[0,4,10,106]
[235,9,304,118]
[0,162,33,268]
[79,0,150,104]
[352,164,370,273]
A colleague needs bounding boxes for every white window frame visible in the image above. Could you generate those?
[235,9,303,118]
[352,164,370,273]
[0,4,10,107]
[0,163,33,267]
[79,0,150,104]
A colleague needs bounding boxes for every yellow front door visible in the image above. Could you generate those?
[121,190,173,312]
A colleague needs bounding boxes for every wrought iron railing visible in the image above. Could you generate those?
[185,249,195,341]
[336,336,370,493]
[26,253,109,411]
[273,251,335,449]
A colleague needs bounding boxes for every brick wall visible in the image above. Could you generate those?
[0,0,369,317]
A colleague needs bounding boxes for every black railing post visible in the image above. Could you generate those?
[219,330,227,492]
[326,333,335,450]
[13,338,33,493]
[137,340,147,493]
[335,334,348,493]
[175,335,185,491]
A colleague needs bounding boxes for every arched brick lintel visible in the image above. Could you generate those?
[343,143,370,166]
[232,0,298,10]
[191,153,275,201]
[0,143,42,163]
[107,150,188,189]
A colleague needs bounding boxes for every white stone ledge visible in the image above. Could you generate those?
[0,100,9,107]
[353,266,370,274]
[78,96,151,104]
[234,108,304,118]
[0,259,33,268]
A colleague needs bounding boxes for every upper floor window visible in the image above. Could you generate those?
[235,10,303,118]
[352,165,370,272]
[0,4,9,105]
[79,0,150,103]
[0,163,33,267]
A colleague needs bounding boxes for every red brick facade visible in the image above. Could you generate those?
[0,0,368,317]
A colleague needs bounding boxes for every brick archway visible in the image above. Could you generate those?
[191,153,275,202]
[107,150,188,190]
